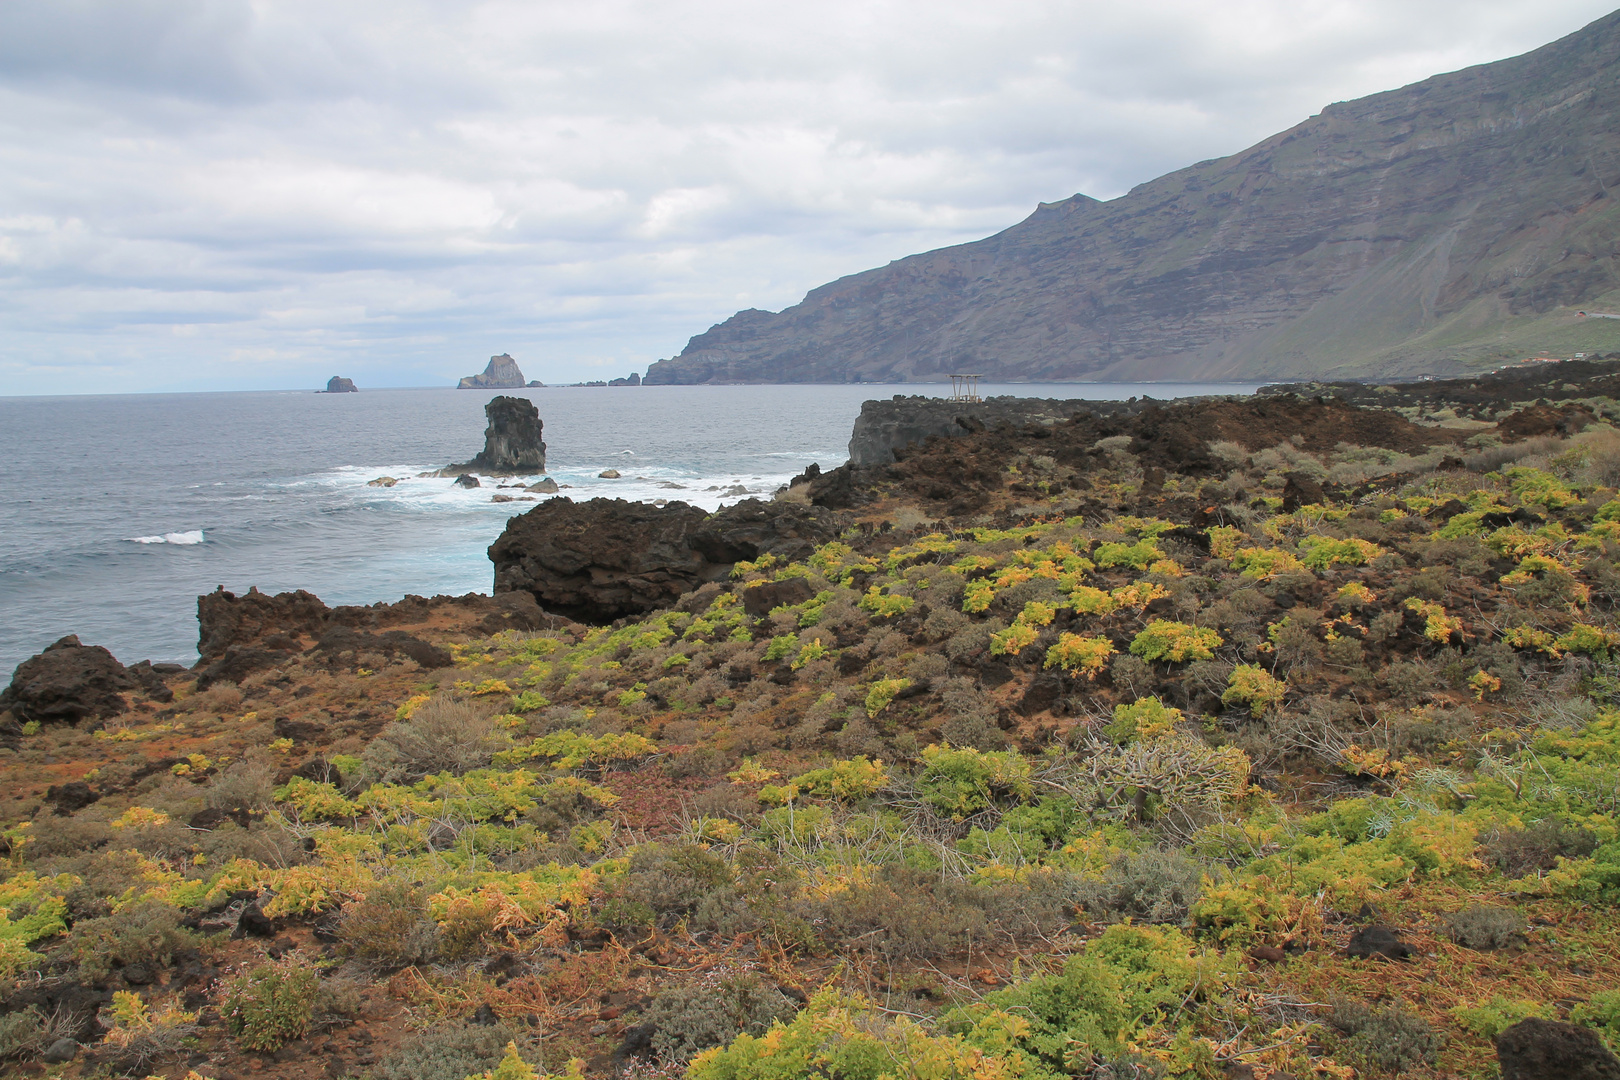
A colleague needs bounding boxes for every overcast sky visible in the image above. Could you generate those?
[0,1,1614,394]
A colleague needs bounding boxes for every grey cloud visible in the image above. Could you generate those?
[0,0,1615,393]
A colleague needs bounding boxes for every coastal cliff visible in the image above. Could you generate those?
[645,11,1620,384]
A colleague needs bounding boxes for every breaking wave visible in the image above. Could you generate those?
[126,530,206,545]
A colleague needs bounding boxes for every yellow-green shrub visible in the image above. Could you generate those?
[1129,620,1222,663]
[689,989,1035,1080]
[1104,697,1182,742]
[864,678,910,717]
[1043,633,1114,679]
[760,757,888,804]
[917,744,1033,820]
[1222,664,1286,716]
[1298,535,1381,569]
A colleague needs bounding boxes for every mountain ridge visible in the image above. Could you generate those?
[646,10,1620,384]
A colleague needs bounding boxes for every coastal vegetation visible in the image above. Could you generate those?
[4,390,1620,1078]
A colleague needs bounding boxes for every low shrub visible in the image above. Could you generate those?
[1129,620,1222,663]
[338,881,440,967]
[916,743,1033,819]
[1076,848,1205,924]
[1221,664,1286,716]
[361,695,506,783]
[1450,996,1552,1039]
[223,954,321,1052]
[597,843,735,933]
[367,1021,525,1080]
[1441,903,1526,950]
[1103,698,1182,743]
[1483,818,1598,876]
[1571,989,1620,1047]
[0,1007,67,1061]
[65,899,197,981]
[98,990,197,1075]
[1326,998,1442,1074]
[815,864,991,960]
[641,971,798,1064]
[943,923,1236,1073]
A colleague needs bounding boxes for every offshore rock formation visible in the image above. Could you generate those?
[489,497,838,622]
[457,354,527,389]
[445,396,547,476]
[322,376,358,393]
[645,11,1620,384]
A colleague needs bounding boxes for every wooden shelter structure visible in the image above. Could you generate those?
[948,373,983,403]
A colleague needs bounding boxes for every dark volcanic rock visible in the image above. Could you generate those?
[195,646,296,691]
[233,899,277,939]
[198,587,331,661]
[41,1038,79,1065]
[1496,1018,1620,1080]
[490,497,839,623]
[193,587,548,685]
[1497,402,1601,441]
[44,780,100,814]
[322,376,358,393]
[449,395,547,475]
[1280,472,1326,512]
[847,396,1083,465]
[309,627,453,671]
[458,353,527,389]
[1344,925,1414,961]
[1,635,137,724]
[126,660,175,703]
[690,498,838,564]
[741,577,817,617]
[455,474,482,488]
[492,498,711,622]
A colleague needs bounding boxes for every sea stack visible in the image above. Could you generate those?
[446,395,547,475]
[458,354,527,389]
[322,376,358,393]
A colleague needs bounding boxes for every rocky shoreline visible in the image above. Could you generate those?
[5,362,1620,1079]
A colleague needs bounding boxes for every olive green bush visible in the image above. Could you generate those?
[65,899,197,981]
[223,954,321,1052]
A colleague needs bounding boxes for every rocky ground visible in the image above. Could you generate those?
[5,370,1620,1080]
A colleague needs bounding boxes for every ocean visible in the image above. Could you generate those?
[0,382,1260,674]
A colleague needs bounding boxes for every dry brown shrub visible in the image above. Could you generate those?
[360,695,504,783]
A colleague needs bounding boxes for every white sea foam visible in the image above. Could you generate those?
[127,530,206,545]
[309,461,798,514]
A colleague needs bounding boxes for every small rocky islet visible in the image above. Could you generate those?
[4,359,1620,1078]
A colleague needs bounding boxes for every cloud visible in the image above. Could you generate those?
[0,0,1614,392]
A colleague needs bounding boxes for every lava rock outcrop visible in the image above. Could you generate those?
[1,635,138,724]
[490,497,838,622]
[192,586,547,687]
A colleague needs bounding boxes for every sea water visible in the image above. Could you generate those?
[0,383,1259,673]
